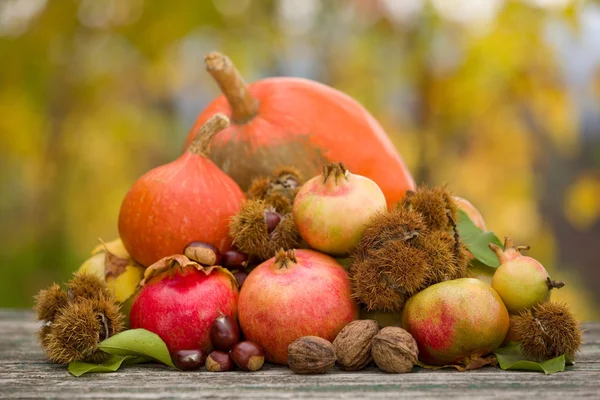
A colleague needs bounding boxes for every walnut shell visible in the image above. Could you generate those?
[372,327,418,373]
[333,319,379,371]
[288,336,336,374]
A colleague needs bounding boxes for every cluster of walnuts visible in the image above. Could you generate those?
[288,320,418,374]
[349,186,471,312]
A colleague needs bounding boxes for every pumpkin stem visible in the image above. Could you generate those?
[205,51,259,124]
[188,113,230,156]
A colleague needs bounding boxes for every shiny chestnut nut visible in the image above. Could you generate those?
[222,250,248,269]
[206,350,235,372]
[264,211,282,234]
[171,349,206,371]
[210,312,240,351]
[232,270,249,288]
[231,341,265,371]
[184,241,221,266]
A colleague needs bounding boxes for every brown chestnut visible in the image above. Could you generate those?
[210,313,240,351]
[171,349,206,371]
[205,350,234,372]
[264,211,282,234]
[222,250,248,269]
[232,270,249,288]
[231,341,265,371]
[184,241,221,266]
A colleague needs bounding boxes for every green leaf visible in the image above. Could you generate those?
[457,209,503,267]
[493,342,568,374]
[97,328,176,368]
[68,354,148,377]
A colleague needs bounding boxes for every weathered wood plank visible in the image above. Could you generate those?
[1,310,599,399]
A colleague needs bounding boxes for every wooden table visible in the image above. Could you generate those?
[1,310,599,399]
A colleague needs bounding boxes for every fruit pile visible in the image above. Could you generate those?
[35,51,581,376]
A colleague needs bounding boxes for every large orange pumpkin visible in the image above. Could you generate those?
[184,52,414,207]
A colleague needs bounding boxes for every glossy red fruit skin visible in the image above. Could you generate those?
[210,314,240,351]
[130,267,238,354]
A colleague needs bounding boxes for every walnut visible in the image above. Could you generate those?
[287,336,336,374]
[333,319,379,371]
[371,327,418,373]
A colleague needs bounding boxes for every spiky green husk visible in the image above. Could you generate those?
[512,302,582,361]
[399,185,458,231]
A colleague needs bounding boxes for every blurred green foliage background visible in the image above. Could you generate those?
[1,0,599,320]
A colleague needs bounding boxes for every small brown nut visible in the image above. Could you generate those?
[333,320,379,370]
[371,327,418,373]
[231,341,265,371]
[205,350,235,372]
[184,242,221,266]
[288,336,336,374]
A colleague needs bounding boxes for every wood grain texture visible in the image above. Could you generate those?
[1,310,599,399]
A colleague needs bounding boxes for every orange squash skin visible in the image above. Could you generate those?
[119,150,245,268]
[185,77,415,207]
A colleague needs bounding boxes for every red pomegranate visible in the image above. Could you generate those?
[130,255,239,354]
[238,249,358,365]
[183,52,415,207]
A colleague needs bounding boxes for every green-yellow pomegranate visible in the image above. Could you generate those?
[490,238,564,314]
[293,162,386,256]
[402,278,509,367]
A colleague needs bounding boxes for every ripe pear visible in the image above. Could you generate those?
[402,278,509,367]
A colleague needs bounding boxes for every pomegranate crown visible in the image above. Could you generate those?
[274,248,297,269]
[141,254,226,286]
[489,236,530,265]
[322,162,349,185]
